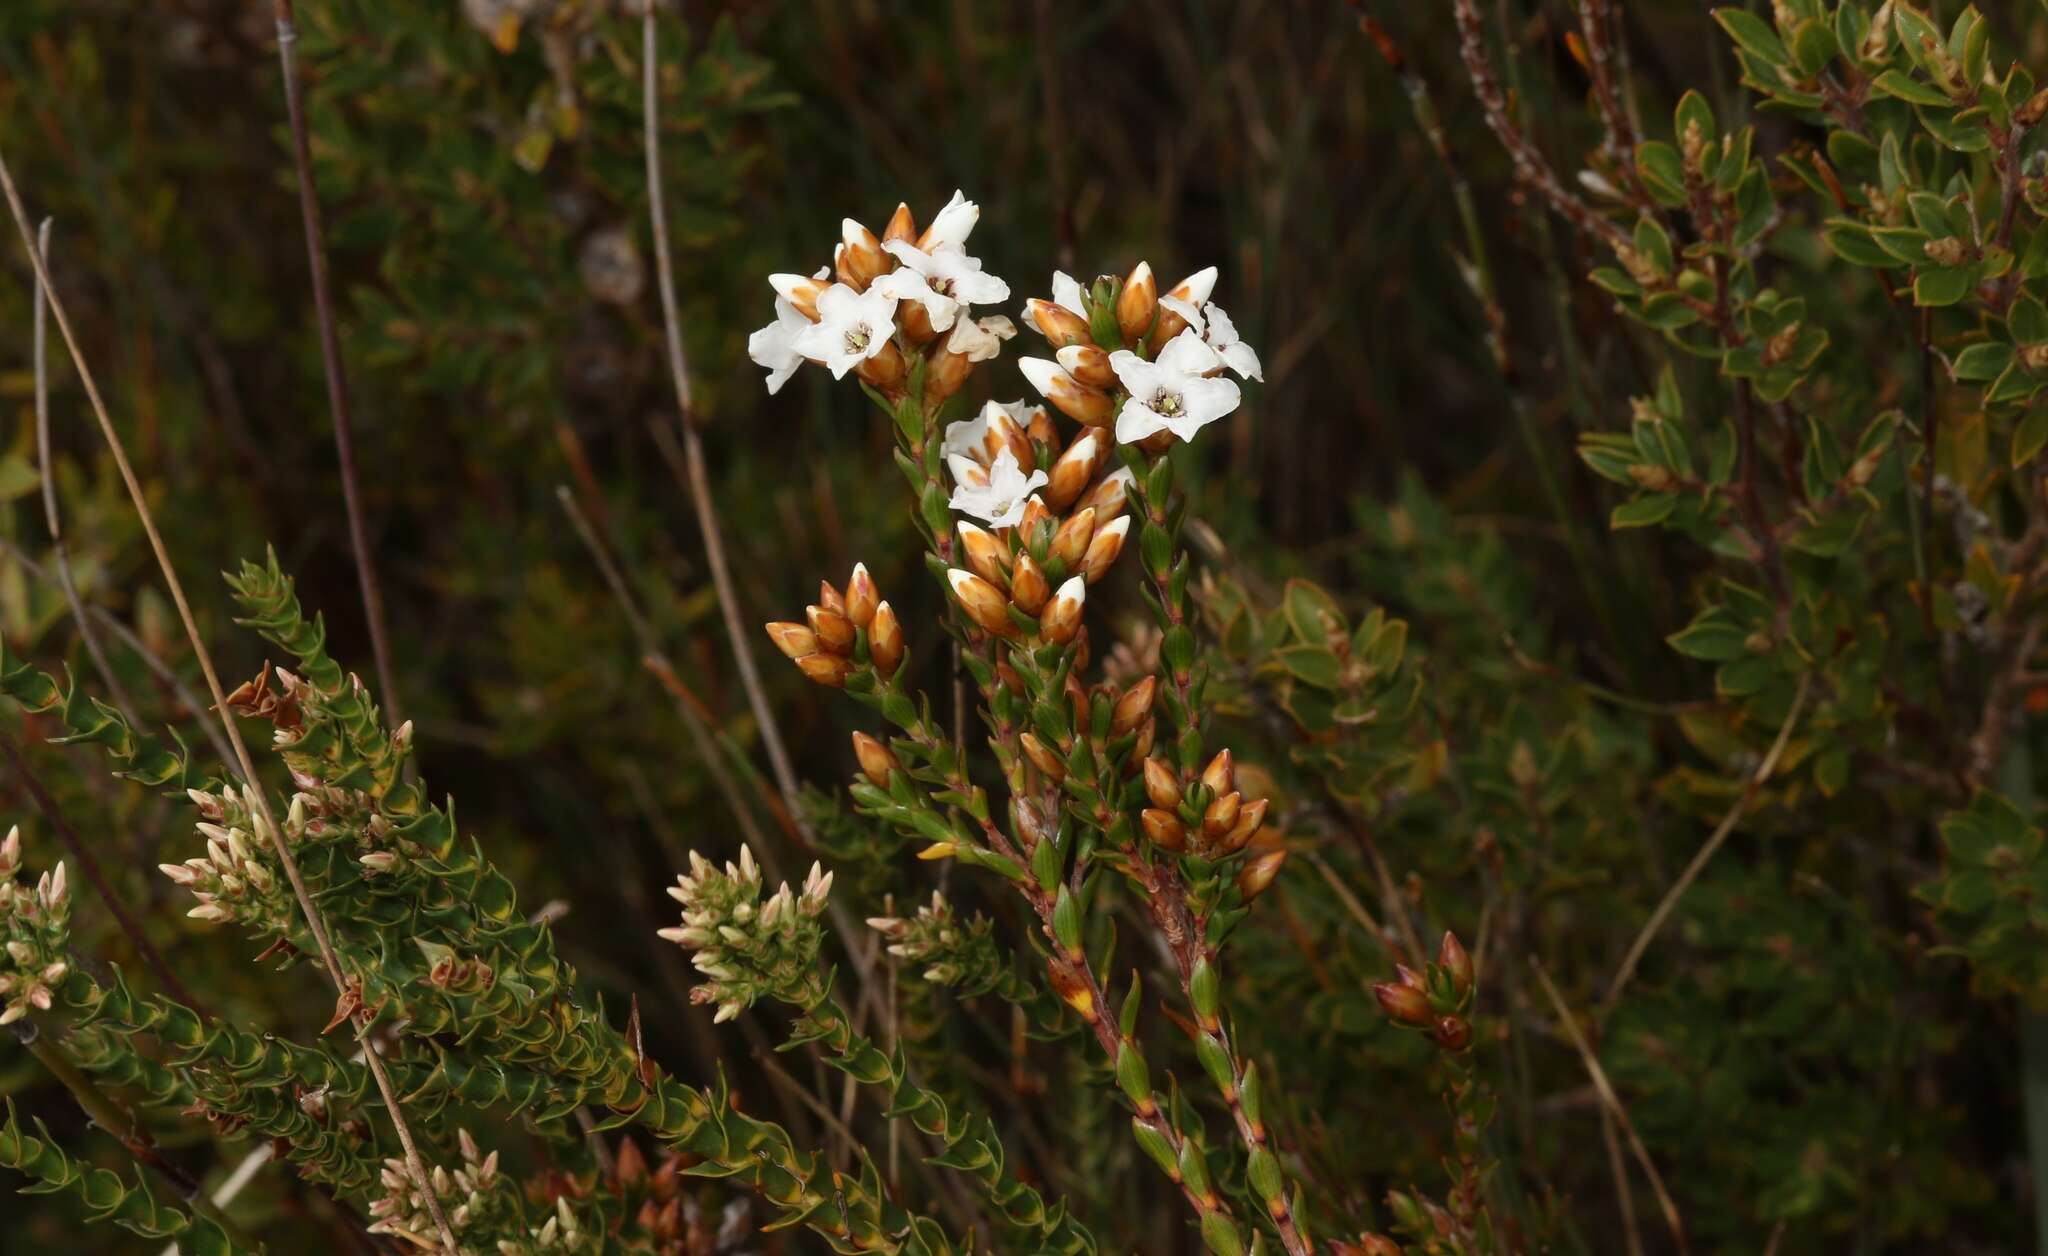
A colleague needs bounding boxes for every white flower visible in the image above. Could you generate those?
[948,446,1048,528]
[792,283,899,379]
[874,240,1010,334]
[747,297,811,394]
[1162,295,1263,381]
[921,190,981,252]
[1109,330,1241,444]
[1050,270,1088,317]
[942,397,1036,463]
[943,313,1016,364]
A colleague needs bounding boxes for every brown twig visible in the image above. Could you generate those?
[273,0,404,734]
[0,146,457,1252]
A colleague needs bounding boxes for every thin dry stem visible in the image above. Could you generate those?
[274,0,404,734]
[0,146,457,1252]
[1604,671,1811,1012]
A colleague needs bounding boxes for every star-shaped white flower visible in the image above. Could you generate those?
[1161,295,1263,381]
[874,241,1010,334]
[792,283,899,379]
[1109,330,1240,444]
[948,446,1048,528]
[747,296,811,394]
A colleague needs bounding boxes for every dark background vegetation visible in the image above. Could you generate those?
[3,1,2044,1251]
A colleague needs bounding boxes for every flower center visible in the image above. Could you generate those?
[1153,389,1183,417]
[845,325,872,354]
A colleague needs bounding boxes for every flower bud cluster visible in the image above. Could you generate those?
[657,847,833,1023]
[1018,262,1262,449]
[1137,748,1277,869]
[749,190,1016,403]
[1372,932,1477,1052]
[765,562,903,688]
[368,1128,525,1252]
[158,786,298,932]
[0,828,71,1026]
[865,891,1006,990]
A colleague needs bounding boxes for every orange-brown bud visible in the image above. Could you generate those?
[1202,790,1241,839]
[817,580,846,615]
[797,653,854,687]
[1025,298,1091,349]
[1056,343,1119,390]
[1063,674,1089,729]
[882,202,917,245]
[1373,980,1433,1026]
[1018,731,1067,781]
[1018,495,1055,541]
[1218,797,1268,854]
[1393,963,1427,990]
[1046,429,1110,512]
[1047,959,1096,1017]
[854,340,908,395]
[1048,507,1097,570]
[1128,715,1157,763]
[1148,303,1190,354]
[869,601,904,678]
[1236,845,1286,901]
[1142,808,1187,852]
[1010,551,1052,614]
[614,1138,647,1187]
[1117,261,1158,342]
[1201,749,1236,798]
[1036,368,1114,427]
[987,409,1036,471]
[765,621,818,661]
[1111,676,1157,736]
[1438,931,1474,998]
[836,219,887,291]
[1080,515,1130,583]
[948,569,1017,638]
[1143,757,1182,810]
[1356,1236,1403,1256]
[807,604,855,655]
[845,563,880,630]
[851,731,900,786]
[956,522,1011,589]
[1025,405,1059,449]
[923,342,973,406]
[899,298,938,347]
[1077,472,1132,522]
[1041,576,1086,645]
[1431,1015,1473,1052]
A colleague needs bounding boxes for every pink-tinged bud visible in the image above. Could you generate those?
[1080,515,1130,582]
[1438,931,1474,998]
[1018,732,1067,781]
[1111,676,1157,736]
[1142,808,1187,852]
[845,563,880,630]
[1019,357,1115,427]
[1218,797,1268,854]
[806,604,855,655]
[1055,343,1118,390]
[851,732,899,787]
[797,653,855,687]
[1373,981,1433,1027]
[1010,551,1052,614]
[817,581,847,614]
[768,273,829,320]
[1143,757,1182,810]
[1040,576,1086,645]
[956,522,1012,589]
[1045,430,1109,512]
[765,622,818,660]
[882,202,917,245]
[1025,405,1058,448]
[1202,790,1241,839]
[854,339,908,396]
[836,219,887,291]
[987,409,1036,471]
[869,602,904,678]
[1236,846,1286,901]
[1117,261,1158,343]
[1025,298,1091,349]
[1201,749,1236,798]
[1393,963,1426,990]
[1431,1015,1473,1052]
[948,569,1017,638]
[1079,469,1133,522]
[1048,507,1096,569]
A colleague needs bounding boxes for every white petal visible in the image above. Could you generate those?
[1156,329,1222,375]
[1172,265,1219,305]
[1017,356,1071,401]
[923,190,980,252]
[1051,270,1088,316]
[1160,294,1204,333]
